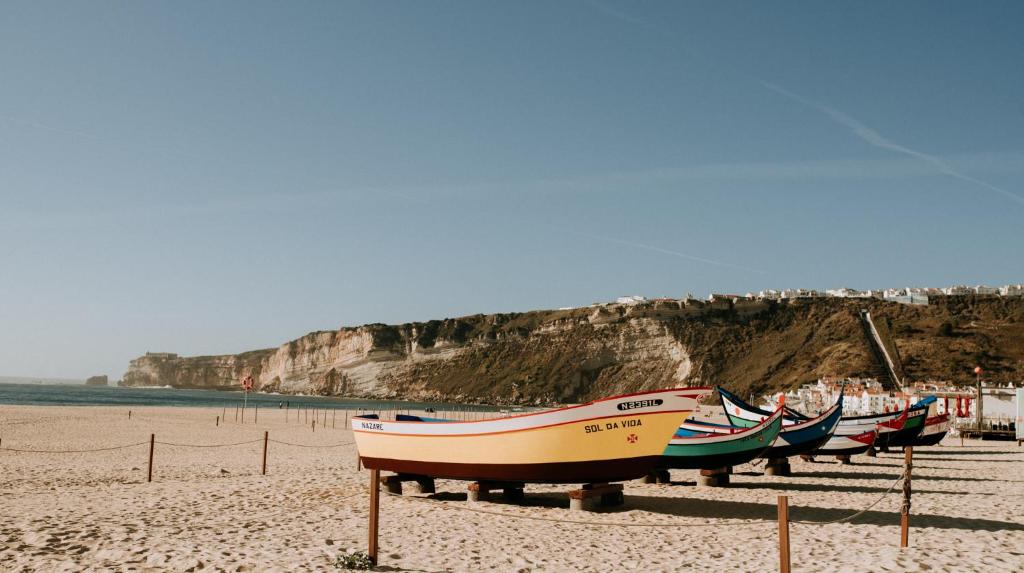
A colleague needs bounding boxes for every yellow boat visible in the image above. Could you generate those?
[351,387,707,483]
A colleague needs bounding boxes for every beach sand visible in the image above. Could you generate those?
[1,405,1022,572]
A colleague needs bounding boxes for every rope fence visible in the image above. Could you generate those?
[0,441,150,454]
[0,431,358,483]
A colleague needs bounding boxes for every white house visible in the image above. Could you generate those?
[974,285,999,295]
[616,295,647,305]
[826,287,871,298]
[1000,284,1024,297]
[943,285,972,295]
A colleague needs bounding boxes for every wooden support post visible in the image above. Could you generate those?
[778,495,791,573]
[900,446,913,548]
[262,431,269,475]
[765,457,791,476]
[147,433,155,483]
[368,468,380,566]
[216,415,219,427]
[128,410,132,420]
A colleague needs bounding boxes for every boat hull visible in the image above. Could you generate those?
[912,414,950,447]
[813,430,876,457]
[659,409,783,470]
[352,388,706,484]
[878,410,927,448]
[360,455,664,483]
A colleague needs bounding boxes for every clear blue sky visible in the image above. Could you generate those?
[1,1,1022,379]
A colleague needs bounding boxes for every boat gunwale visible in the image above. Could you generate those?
[352,386,709,428]
[670,406,784,445]
[352,409,695,438]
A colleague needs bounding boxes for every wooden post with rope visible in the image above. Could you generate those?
[147,433,155,483]
[778,495,791,573]
[368,468,380,565]
[900,446,913,548]
[262,431,269,476]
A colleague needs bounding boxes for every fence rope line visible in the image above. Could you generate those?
[268,439,354,448]
[380,490,763,528]
[0,441,149,454]
[791,471,906,525]
[154,439,264,448]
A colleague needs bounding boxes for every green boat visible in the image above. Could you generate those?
[659,406,784,469]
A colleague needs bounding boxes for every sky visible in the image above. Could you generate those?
[1,1,1022,380]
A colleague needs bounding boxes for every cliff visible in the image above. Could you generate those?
[121,296,1024,404]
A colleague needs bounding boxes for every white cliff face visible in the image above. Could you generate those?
[124,312,697,404]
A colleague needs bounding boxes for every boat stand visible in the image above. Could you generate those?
[697,467,730,487]
[380,473,436,495]
[641,469,671,484]
[835,455,852,465]
[467,481,525,503]
[568,482,624,511]
[799,454,815,463]
[865,446,877,457]
[764,457,791,476]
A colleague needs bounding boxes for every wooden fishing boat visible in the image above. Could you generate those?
[351,387,707,483]
[813,429,876,456]
[719,386,932,453]
[693,390,843,458]
[660,406,784,469]
[912,413,950,446]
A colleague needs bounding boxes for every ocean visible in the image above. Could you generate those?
[0,383,498,411]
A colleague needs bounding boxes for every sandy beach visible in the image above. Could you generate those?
[1,405,1022,572]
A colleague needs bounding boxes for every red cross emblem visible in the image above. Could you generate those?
[627,434,638,444]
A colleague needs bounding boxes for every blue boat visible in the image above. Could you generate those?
[704,387,844,458]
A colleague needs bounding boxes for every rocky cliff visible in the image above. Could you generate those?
[121,296,1024,404]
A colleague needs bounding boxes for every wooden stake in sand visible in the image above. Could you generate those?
[368,468,380,565]
[147,434,155,483]
[216,415,219,427]
[255,405,258,424]
[900,446,913,548]
[128,410,132,420]
[777,495,790,573]
[333,410,336,429]
[262,431,269,476]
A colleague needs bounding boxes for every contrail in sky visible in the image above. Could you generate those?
[558,227,767,274]
[762,82,1024,207]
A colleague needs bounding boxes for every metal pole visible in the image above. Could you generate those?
[368,468,380,565]
[976,373,983,432]
[147,433,155,483]
[778,495,790,573]
[900,446,913,548]
[262,431,269,476]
